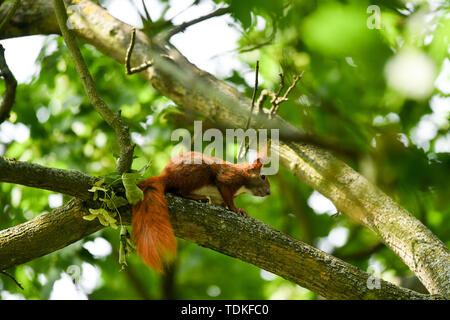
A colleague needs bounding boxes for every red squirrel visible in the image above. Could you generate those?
[132,150,271,272]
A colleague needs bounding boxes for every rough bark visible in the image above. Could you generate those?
[275,143,450,297]
[0,198,100,269]
[0,190,437,300]
[0,0,448,297]
[167,194,438,300]
[0,0,58,38]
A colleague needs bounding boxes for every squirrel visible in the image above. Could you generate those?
[132,150,271,272]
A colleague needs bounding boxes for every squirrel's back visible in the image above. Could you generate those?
[162,152,229,194]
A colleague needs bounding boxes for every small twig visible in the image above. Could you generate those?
[53,0,134,174]
[125,27,153,75]
[1,270,24,290]
[163,7,230,40]
[0,0,21,33]
[0,44,17,124]
[281,71,304,101]
[269,71,304,116]
[238,60,259,160]
[239,22,277,54]
[273,73,285,102]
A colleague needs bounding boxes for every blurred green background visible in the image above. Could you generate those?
[0,0,449,299]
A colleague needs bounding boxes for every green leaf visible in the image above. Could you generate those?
[88,185,108,193]
[87,208,118,228]
[97,215,110,227]
[82,214,98,221]
[102,212,118,224]
[94,178,105,186]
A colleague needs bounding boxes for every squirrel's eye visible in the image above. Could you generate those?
[261,174,266,180]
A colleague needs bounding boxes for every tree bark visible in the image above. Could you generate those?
[0,0,448,297]
[0,175,437,299]
[0,198,101,269]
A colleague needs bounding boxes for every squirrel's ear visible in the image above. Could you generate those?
[253,158,263,169]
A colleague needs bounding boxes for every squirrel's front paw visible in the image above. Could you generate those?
[237,208,248,217]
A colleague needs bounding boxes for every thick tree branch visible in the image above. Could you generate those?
[0,160,440,299]
[52,0,134,174]
[0,0,449,297]
[0,0,58,39]
[0,194,437,300]
[0,198,103,269]
[275,142,450,297]
[168,194,440,300]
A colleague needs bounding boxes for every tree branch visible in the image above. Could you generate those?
[52,0,134,174]
[0,195,437,300]
[0,159,440,299]
[0,0,58,39]
[275,142,450,297]
[163,7,231,40]
[0,198,104,270]
[0,156,96,200]
[125,27,153,75]
[269,71,304,116]
[0,44,17,124]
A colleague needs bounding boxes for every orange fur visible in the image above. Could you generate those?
[132,176,176,272]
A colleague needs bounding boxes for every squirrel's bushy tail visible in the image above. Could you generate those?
[132,176,176,272]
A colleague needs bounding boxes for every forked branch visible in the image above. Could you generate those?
[125,27,153,75]
[254,70,304,117]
